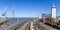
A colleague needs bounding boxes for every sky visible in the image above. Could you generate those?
[0,0,60,17]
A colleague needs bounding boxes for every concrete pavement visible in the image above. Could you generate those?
[34,20,57,30]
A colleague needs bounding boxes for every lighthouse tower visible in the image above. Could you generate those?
[52,3,56,19]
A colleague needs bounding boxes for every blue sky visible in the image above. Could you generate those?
[0,0,60,17]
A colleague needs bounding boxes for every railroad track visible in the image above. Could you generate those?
[15,20,31,30]
[25,21,31,30]
[4,20,30,30]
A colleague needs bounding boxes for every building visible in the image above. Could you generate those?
[42,14,51,19]
[51,3,57,22]
[39,3,57,22]
[39,14,52,23]
[56,16,60,22]
[51,3,56,18]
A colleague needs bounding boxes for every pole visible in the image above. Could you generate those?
[12,7,14,23]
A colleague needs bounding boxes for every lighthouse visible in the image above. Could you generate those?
[51,3,56,18]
